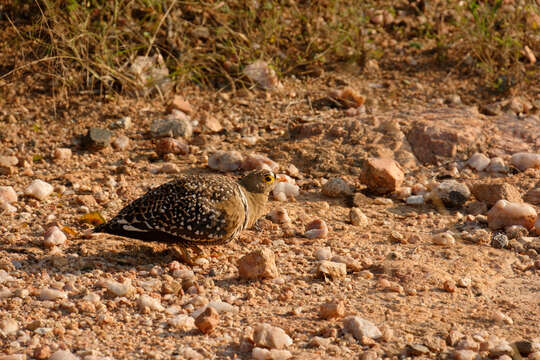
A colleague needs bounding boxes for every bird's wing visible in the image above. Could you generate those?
[101,175,246,244]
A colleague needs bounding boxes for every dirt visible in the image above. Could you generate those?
[0,61,539,360]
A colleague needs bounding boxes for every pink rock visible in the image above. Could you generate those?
[242,153,279,172]
[304,219,328,239]
[155,137,189,157]
[168,95,193,115]
[360,158,404,194]
[406,118,482,164]
[238,248,279,280]
[44,226,67,248]
[0,186,17,204]
[487,200,537,230]
[208,150,243,172]
[510,152,540,171]
[243,60,283,90]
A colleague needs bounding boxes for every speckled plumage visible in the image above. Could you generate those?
[93,170,275,251]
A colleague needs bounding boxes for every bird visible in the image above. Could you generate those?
[93,169,276,263]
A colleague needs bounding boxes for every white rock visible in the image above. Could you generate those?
[510,152,540,171]
[406,195,425,205]
[466,153,490,171]
[343,316,382,340]
[83,292,101,303]
[168,314,195,330]
[314,247,332,261]
[100,279,134,297]
[0,270,15,284]
[252,348,292,360]
[487,200,537,230]
[43,226,67,248]
[24,179,54,200]
[272,176,299,201]
[39,288,68,301]
[432,232,456,246]
[207,301,238,314]
[49,350,79,360]
[138,294,164,311]
[349,208,369,226]
[253,323,293,349]
[486,157,508,173]
[0,318,18,336]
[0,200,17,213]
[112,135,130,151]
[0,186,17,203]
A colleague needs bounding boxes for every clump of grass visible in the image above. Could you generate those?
[449,0,539,93]
[2,0,367,95]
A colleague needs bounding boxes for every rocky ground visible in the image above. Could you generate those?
[0,66,539,360]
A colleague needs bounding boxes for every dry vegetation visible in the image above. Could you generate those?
[1,0,538,96]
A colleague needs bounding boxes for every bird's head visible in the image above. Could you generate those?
[239,169,276,194]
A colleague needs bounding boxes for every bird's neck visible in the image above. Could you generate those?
[243,190,268,229]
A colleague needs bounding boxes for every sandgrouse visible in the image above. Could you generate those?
[93,169,276,263]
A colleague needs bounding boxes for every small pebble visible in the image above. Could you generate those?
[238,248,279,280]
[252,348,292,360]
[491,233,509,249]
[349,208,369,226]
[360,157,404,194]
[493,310,513,325]
[242,153,279,172]
[53,148,72,162]
[155,137,189,157]
[304,219,328,239]
[39,288,68,301]
[510,152,540,171]
[466,153,490,171]
[100,279,134,297]
[109,116,132,129]
[24,179,54,201]
[343,316,382,340]
[272,176,299,201]
[317,260,346,280]
[168,314,195,330]
[319,300,345,319]
[0,186,17,204]
[457,277,471,287]
[432,180,471,208]
[49,350,79,360]
[432,232,456,246]
[194,306,219,334]
[43,226,67,248]
[314,247,332,261]
[268,208,291,224]
[138,294,164,312]
[253,323,293,349]
[208,150,243,172]
[486,157,508,173]
[406,195,424,205]
[150,115,193,138]
[453,349,477,360]
[0,318,18,336]
[487,200,537,230]
[321,177,353,197]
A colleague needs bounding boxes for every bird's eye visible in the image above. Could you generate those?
[264,176,274,183]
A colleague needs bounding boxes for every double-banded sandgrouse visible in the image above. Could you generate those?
[93,169,276,262]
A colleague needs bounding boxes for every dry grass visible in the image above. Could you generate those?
[0,0,538,96]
